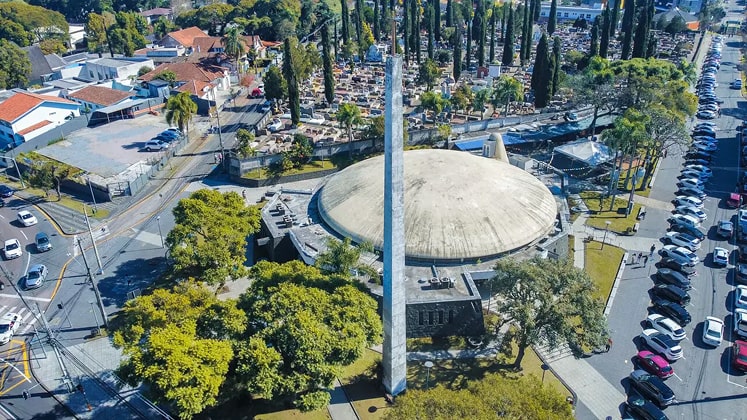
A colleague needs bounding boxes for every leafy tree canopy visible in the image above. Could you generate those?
[0,39,32,88]
[166,189,261,286]
[0,2,68,46]
[263,65,287,102]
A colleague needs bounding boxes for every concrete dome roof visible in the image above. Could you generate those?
[317,149,557,262]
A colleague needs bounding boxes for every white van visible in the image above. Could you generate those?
[668,214,701,229]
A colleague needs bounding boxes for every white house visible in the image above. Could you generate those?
[0,90,80,147]
[66,85,132,111]
[539,2,604,22]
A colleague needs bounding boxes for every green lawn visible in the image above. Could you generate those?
[579,191,641,233]
[2,178,110,220]
[584,241,626,303]
[242,160,336,180]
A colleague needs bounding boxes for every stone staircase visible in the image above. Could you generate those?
[534,341,574,363]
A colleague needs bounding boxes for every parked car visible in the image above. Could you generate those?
[680,169,710,180]
[668,224,706,241]
[650,284,691,306]
[629,369,674,407]
[701,316,724,347]
[625,388,669,420]
[634,350,674,379]
[16,210,37,227]
[656,268,692,290]
[3,239,21,260]
[645,314,687,341]
[675,186,707,200]
[24,264,48,290]
[657,258,697,277]
[639,329,684,362]
[142,140,168,151]
[733,309,747,339]
[716,220,734,238]
[267,119,283,133]
[736,263,747,285]
[697,109,717,119]
[0,313,20,345]
[676,178,706,190]
[652,299,692,325]
[663,232,700,251]
[712,247,729,267]
[733,340,747,372]
[736,285,747,309]
[0,185,13,198]
[660,245,699,265]
[34,232,51,252]
[672,195,703,209]
[667,214,701,231]
[674,206,706,222]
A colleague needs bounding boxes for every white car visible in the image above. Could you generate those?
[740,209,747,225]
[664,231,701,251]
[681,169,711,180]
[673,195,703,209]
[674,206,707,222]
[645,314,687,341]
[734,308,747,339]
[639,329,684,361]
[702,316,724,347]
[267,119,283,133]
[0,313,19,345]
[661,245,700,265]
[3,239,21,260]
[736,285,747,310]
[677,178,706,190]
[683,164,712,175]
[16,210,37,227]
[713,247,729,267]
[691,142,717,153]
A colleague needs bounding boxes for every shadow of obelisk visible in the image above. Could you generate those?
[382,53,406,396]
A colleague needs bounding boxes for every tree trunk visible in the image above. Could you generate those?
[347,124,354,158]
[609,148,620,211]
[514,336,528,368]
[590,105,599,138]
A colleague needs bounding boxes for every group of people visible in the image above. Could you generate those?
[630,244,657,267]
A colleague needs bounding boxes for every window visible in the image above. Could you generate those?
[563,12,569,17]
[428,311,434,325]
[438,310,444,324]
[419,311,424,325]
[449,310,454,323]
[587,14,592,19]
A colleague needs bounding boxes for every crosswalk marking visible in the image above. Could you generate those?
[0,306,39,335]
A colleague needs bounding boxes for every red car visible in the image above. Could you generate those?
[635,350,674,379]
[733,340,747,372]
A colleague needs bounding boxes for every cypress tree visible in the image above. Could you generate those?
[548,0,558,34]
[321,24,335,105]
[551,35,561,96]
[477,0,486,66]
[427,3,435,58]
[532,0,541,21]
[446,0,453,27]
[620,0,636,59]
[520,1,528,62]
[403,0,410,62]
[282,38,300,126]
[502,3,514,66]
[334,20,338,59]
[531,32,550,108]
[600,5,610,58]
[453,24,462,80]
[525,0,534,62]
[489,4,497,63]
[465,11,472,67]
[412,0,421,63]
[340,0,350,45]
[355,0,364,50]
[590,17,600,57]
[646,35,657,58]
[609,0,620,37]
[632,0,652,58]
[382,0,388,36]
[433,0,441,42]
[501,3,507,42]
[373,0,380,41]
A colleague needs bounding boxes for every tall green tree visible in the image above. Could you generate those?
[464,5,472,67]
[520,0,531,62]
[85,12,115,57]
[315,237,361,274]
[340,0,351,45]
[222,26,246,73]
[490,257,607,368]
[354,0,364,54]
[600,6,610,58]
[609,0,620,37]
[403,0,410,62]
[426,3,435,59]
[418,58,440,89]
[620,0,636,60]
[489,4,497,62]
[453,24,462,80]
[548,0,558,34]
[445,0,453,26]
[531,32,550,108]
[373,0,380,41]
[412,0,422,63]
[477,0,487,67]
[337,102,363,155]
[263,65,287,104]
[164,92,197,133]
[492,75,524,114]
[166,189,261,286]
[473,88,492,119]
[0,39,31,88]
[321,24,335,106]
[573,56,616,136]
[501,3,514,66]
[433,0,441,41]
[532,0,541,21]
[632,0,653,59]
[551,36,562,96]
[589,17,600,58]
[282,38,301,126]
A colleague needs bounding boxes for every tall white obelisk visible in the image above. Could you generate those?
[382,53,406,395]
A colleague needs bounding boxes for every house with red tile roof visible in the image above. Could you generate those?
[139,61,230,92]
[66,85,132,111]
[0,90,80,146]
[158,27,209,51]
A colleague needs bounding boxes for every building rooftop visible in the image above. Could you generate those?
[68,85,131,106]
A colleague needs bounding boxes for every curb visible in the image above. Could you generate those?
[604,252,628,317]
[532,345,579,410]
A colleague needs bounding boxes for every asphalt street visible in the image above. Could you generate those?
[586,10,747,420]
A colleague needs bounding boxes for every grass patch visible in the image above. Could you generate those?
[255,409,331,420]
[407,336,468,352]
[340,349,389,419]
[1,178,110,220]
[584,241,625,303]
[579,191,641,234]
[242,160,336,180]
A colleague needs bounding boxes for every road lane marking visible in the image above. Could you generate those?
[19,231,25,241]
[0,340,29,396]
[0,294,50,303]
[49,258,70,301]
[22,254,29,281]
[672,372,683,382]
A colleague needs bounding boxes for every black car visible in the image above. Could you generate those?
[656,268,692,291]
[684,152,713,163]
[650,284,691,306]
[736,263,747,285]
[625,388,669,420]
[0,184,13,198]
[658,258,697,277]
[652,299,692,325]
[629,370,676,408]
[739,245,747,263]
[668,224,706,241]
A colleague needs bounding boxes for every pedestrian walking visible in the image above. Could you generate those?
[629,253,635,264]
[650,244,656,257]
[636,253,641,264]
[214,153,219,163]
[605,338,613,352]
[663,149,668,159]
[643,255,649,267]
[242,189,247,200]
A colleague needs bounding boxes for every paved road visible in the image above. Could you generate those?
[586,13,747,420]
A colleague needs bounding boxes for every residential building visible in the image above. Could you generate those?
[654,8,700,30]
[677,0,703,14]
[140,7,173,24]
[0,91,80,147]
[539,2,604,22]
[66,85,132,111]
[157,27,209,52]
[139,62,230,91]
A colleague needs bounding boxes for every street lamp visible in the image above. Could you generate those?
[424,361,434,389]
[87,176,97,213]
[156,215,164,248]
[541,363,550,383]
[602,220,611,249]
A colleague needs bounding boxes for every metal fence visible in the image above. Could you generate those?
[107,135,189,197]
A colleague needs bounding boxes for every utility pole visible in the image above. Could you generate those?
[37,303,73,392]
[83,204,104,275]
[77,238,108,330]
[212,87,225,170]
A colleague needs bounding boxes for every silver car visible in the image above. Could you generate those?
[35,232,52,252]
[25,264,48,290]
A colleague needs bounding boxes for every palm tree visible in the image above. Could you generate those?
[222,27,246,73]
[492,76,524,115]
[337,103,362,158]
[165,92,198,133]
